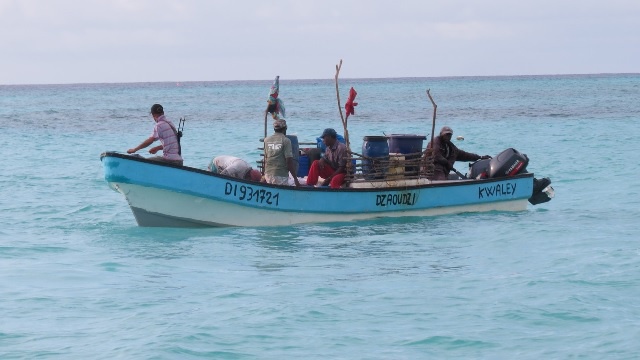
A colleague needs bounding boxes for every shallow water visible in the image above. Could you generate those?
[1,74,640,359]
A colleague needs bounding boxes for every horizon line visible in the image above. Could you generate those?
[1,72,638,87]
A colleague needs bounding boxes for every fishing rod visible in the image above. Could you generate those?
[177,117,185,138]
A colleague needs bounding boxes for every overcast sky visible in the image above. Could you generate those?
[1,0,638,85]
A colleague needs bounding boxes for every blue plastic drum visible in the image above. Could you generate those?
[387,134,426,154]
[361,136,389,179]
[297,154,309,177]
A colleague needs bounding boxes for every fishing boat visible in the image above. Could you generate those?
[100,147,553,227]
[101,61,554,227]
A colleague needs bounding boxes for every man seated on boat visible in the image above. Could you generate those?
[208,155,262,182]
[127,104,183,166]
[306,128,347,188]
[427,126,490,181]
[263,119,301,186]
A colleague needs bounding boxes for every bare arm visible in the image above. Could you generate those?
[127,136,155,154]
[286,157,300,186]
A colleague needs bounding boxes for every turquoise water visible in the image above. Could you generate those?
[1,74,640,359]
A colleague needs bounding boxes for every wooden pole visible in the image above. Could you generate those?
[421,89,438,178]
[427,89,437,147]
[261,108,269,175]
[334,59,353,176]
[334,60,350,149]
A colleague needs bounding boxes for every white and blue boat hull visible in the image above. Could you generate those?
[101,152,536,227]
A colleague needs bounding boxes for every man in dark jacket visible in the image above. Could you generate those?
[427,126,490,180]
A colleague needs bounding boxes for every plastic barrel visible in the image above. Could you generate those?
[297,154,310,177]
[361,136,389,180]
[386,134,426,175]
[286,135,299,176]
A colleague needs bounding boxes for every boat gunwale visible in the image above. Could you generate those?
[100,151,535,192]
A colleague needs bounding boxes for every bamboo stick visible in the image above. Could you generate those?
[334,59,353,178]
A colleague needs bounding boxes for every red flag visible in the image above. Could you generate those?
[345,87,358,120]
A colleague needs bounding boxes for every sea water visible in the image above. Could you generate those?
[1,74,639,359]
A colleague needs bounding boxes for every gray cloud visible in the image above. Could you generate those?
[1,0,638,84]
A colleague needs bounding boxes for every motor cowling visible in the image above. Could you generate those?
[488,148,529,178]
[468,148,529,179]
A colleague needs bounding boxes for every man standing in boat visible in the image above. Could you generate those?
[306,128,347,188]
[427,126,490,180]
[263,119,300,186]
[127,104,183,166]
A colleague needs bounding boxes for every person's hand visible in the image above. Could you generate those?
[127,148,136,154]
[149,147,158,154]
[480,155,492,160]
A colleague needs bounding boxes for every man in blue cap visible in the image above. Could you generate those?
[306,128,348,188]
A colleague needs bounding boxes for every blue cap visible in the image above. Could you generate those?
[321,128,337,138]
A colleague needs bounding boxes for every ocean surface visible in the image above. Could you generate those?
[1,73,639,359]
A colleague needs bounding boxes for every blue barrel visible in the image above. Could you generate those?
[362,136,389,179]
[297,154,310,177]
[387,134,426,154]
[286,135,299,176]
[387,134,426,175]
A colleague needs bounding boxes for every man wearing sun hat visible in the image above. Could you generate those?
[306,128,348,188]
[263,118,300,186]
[426,126,490,180]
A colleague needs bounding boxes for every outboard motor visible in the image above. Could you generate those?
[468,158,492,179]
[488,148,529,178]
[468,148,529,179]
[467,148,554,205]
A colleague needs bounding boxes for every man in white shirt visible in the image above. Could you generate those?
[208,155,262,182]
